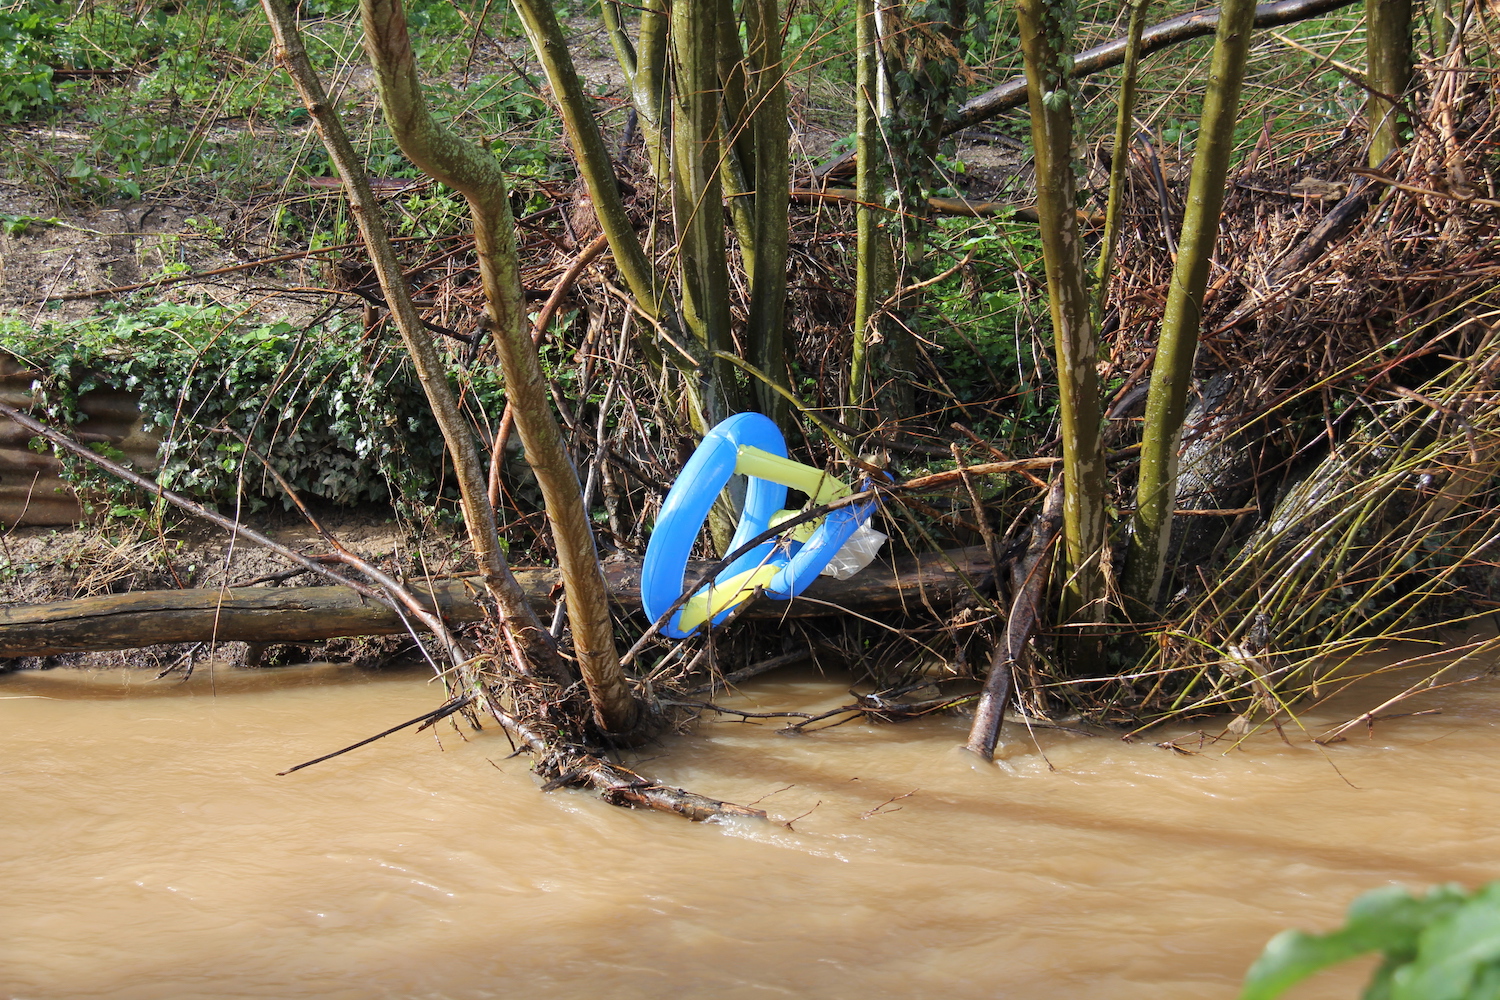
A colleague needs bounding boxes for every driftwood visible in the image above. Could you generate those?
[965,478,1064,759]
[0,546,994,656]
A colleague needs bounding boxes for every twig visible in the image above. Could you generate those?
[860,789,918,818]
[687,648,812,694]
[278,694,474,775]
[31,234,465,303]
[487,231,612,508]
[223,427,470,666]
[0,400,399,611]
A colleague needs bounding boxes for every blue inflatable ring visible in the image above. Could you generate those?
[640,413,878,638]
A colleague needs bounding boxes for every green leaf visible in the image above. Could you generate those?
[1240,886,1463,1000]
[1390,885,1500,1000]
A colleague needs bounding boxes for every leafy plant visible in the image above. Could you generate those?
[923,213,1051,427]
[0,302,508,513]
[0,6,64,121]
[1241,882,1500,1000]
[0,212,60,236]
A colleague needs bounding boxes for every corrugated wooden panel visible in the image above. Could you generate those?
[0,357,161,526]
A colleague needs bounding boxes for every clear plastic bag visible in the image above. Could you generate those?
[819,521,887,580]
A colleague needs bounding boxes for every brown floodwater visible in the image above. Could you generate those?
[3,656,1498,1000]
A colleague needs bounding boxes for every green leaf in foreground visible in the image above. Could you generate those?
[1239,883,1495,1000]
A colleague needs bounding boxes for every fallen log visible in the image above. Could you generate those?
[0,546,994,656]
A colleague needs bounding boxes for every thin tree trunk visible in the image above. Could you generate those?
[513,0,726,435]
[1124,0,1259,612]
[509,2,664,330]
[846,0,895,427]
[354,0,642,735]
[1431,0,1452,58]
[1366,0,1412,165]
[259,0,572,686]
[1015,0,1109,648]
[1096,0,1152,317]
[669,0,740,418]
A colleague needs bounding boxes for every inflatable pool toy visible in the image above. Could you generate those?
[640,413,879,637]
[640,413,879,638]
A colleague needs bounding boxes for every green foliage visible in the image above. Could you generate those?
[0,4,66,121]
[3,1,512,204]
[0,302,507,512]
[923,213,1052,435]
[1241,883,1500,1000]
[0,212,59,237]
[785,1,858,82]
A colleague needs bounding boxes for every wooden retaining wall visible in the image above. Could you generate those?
[0,357,160,526]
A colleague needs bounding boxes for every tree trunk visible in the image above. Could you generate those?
[1096,0,1153,317]
[744,0,790,423]
[668,1,740,421]
[1015,0,1109,650]
[259,0,568,683]
[0,547,1000,656]
[601,0,670,180]
[355,0,642,735]
[1366,0,1412,165]
[846,0,896,428]
[1125,0,1259,613]
[510,0,716,430]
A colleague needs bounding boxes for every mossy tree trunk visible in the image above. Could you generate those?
[1366,0,1412,165]
[600,0,670,180]
[1015,0,1109,648]
[743,0,790,423]
[1124,0,1258,612]
[353,0,643,736]
[668,1,742,419]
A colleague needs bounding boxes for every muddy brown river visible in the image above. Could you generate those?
[3,658,1497,999]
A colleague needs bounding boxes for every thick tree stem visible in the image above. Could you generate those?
[353,0,642,735]
[1125,0,1258,611]
[669,1,740,418]
[510,1,663,326]
[745,0,790,422]
[259,0,571,686]
[1016,0,1108,648]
